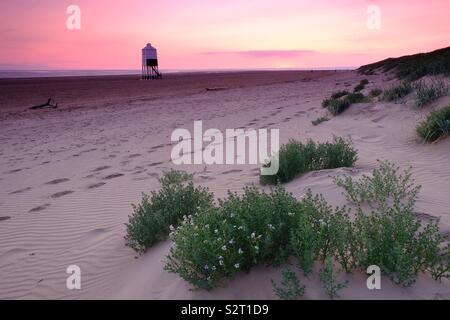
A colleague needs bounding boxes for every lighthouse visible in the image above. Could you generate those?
[142,43,162,79]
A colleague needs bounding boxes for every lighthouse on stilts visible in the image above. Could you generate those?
[142,43,162,79]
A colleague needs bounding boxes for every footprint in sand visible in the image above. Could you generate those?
[45,178,70,185]
[151,144,165,150]
[128,154,142,159]
[0,216,11,222]
[222,169,243,175]
[87,182,106,189]
[91,165,111,172]
[51,190,74,198]
[148,161,164,167]
[103,173,124,180]
[5,168,22,174]
[9,187,32,194]
[29,203,51,213]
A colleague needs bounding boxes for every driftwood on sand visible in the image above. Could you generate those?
[30,98,58,110]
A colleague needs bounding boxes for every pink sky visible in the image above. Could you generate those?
[0,0,449,70]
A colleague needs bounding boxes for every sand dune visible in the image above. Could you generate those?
[0,71,449,299]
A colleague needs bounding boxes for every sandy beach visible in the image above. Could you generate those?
[0,70,449,299]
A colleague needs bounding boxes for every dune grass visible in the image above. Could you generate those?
[416,106,450,142]
[259,136,358,185]
[358,46,450,81]
[414,80,448,107]
[382,81,413,102]
[369,88,382,98]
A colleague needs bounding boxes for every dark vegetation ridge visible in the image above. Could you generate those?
[358,46,450,80]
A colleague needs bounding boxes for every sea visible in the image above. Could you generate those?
[0,68,354,79]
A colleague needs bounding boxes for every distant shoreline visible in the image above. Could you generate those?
[0,67,356,79]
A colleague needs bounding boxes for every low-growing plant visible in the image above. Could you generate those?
[290,191,353,274]
[382,82,413,102]
[311,117,329,126]
[414,80,448,107]
[322,98,331,108]
[125,170,214,253]
[260,136,358,185]
[319,257,347,299]
[431,244,450,282]
[327,98,351,115]
[416,106,450,142]
[165,186,299,289]
[271,267,305,300]
[353,79,369,92]
[334,160,420,212]
[331,90,349,99]
[334,160,445,286]
[369,88,382,98]
[345,92,369,104]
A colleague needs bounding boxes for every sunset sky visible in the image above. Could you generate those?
[0,0,449,70]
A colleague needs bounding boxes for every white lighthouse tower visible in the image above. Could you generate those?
[142,43,162,79]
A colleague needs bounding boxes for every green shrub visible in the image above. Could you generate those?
[334,160,444,286]
[414,80,448,107]
[353,79,369,92]
[162,161,448,291]
[416,106,450,142]
[345,92,369,104]
[311,117,329,126]
[334,160,420,212]
[290,191,353,274]
[369,88,382,97]
[271,267,305,300]
[358,46,450,81]
[431,244,450,281]
[125,170,214,253]
[331,90,349,99]
[382,82,413,102]
[327,98,351,115]
[165,186,299,289]
[322,98,331,108]
[260,136,358,185]
[319,257,348,299]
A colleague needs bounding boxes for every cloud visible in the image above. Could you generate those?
[202,49,317,59]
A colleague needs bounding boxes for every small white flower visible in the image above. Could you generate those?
[204,265,209,270]
[254,245,259,251]
[203,240,208,244]
[268,224,274,230]
[222,245,227,251]
[251,232,256,238]
[194,233,199,236]
[238,248,244,254]
[219,260,224,266]
[229,239,234,244]
[205,224,209,228]
[214,229,219,234]
[238,226,244,230]
[288,212,294,217]
[230,213,235,218]
[212,266,216,271]
[169,225,174,231]
[234,263,240,269]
